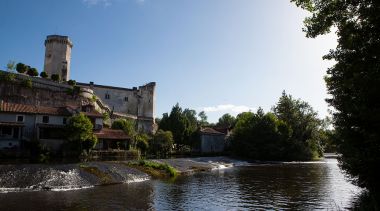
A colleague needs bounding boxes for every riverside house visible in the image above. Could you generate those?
[0,100,129,151]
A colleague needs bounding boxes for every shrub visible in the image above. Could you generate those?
[16,63,28,73]
[0,71,16,82]
[51,74,60,82]
[27,68,38,77]
[40,71,48,78]
[22,79,33,88]
[68,79,76,86]
[151,130,174,158]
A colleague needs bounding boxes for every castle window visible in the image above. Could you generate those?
[16,115,24,122]
[125,97,128,102]
[63,118,67,125]
[42,116,49,123]
[105,93,110,99]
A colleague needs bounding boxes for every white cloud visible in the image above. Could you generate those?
[82,0,111,7]
[200,104,255,114]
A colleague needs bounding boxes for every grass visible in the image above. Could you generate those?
[79,164,113,184]
[127,160,178,178]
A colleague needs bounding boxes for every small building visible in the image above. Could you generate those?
[94,128,130,150]
[198,127,226,153]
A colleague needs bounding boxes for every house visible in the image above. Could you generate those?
[197,127,226,153]
[0,100,129,152]
[94,128,130,150]
[0,101,72,150]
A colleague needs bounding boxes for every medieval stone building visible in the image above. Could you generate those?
[42,34,156,133]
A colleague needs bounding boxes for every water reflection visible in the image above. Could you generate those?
[0,158,361,210]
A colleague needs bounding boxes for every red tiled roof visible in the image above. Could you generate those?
[200,127,225,135]
[94,128,130,140]
[0,101,71,116]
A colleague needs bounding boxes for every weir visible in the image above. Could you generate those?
[0,162,149,193]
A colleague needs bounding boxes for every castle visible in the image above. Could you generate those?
[42,35,156,132]
[0,35,156,151]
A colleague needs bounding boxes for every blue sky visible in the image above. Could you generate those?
[0,0,337,122]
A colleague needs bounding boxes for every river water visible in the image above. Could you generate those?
[0,158,361,210]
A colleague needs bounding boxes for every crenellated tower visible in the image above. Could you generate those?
[43,35,73,81]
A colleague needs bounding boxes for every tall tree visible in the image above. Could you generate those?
[197,111,208,126]
[291,0,380,195]
[273,91,323,160]
[217,113,236,128]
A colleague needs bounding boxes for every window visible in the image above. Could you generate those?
[63,118,67,125]
[1,126,12,136]
[16,115,24,122]
[105,93,110,99]
[42,116,49,123]
[124,97,128,102]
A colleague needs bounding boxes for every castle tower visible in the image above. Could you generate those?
[43,35,73,81]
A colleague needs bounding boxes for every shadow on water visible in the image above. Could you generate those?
[0,158,363,210]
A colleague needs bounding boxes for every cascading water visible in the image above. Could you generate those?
[0,163,150,193]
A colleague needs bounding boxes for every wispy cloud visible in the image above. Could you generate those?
[199,104,255,114]
[82,0,144,7]
[82,0,112,7]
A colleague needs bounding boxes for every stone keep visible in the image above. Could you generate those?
[44,35,73,81]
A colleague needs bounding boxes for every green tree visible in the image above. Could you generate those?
[16,63,28,73]
[65,113,97,152]
[198,111,208,126]
[158,104,199,149]
[135,133,150,156]
[217,113,236,128]
[27,68,38,77]
[111,118,136,137]
[40,71,48,78]
[291,0,380,196]
[151,130,174,158]
[232,110,292,160]
[51,74,60,81]
[273,91,323,160]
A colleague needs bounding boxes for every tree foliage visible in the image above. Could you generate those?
[112,118,136,137]
[158,103,198,147]
[217,113,236,128]
[16,63,28,73]
[291,0,380,194]
[151,130,174,158]
[232,92,324,161]
[65,113,97,151]
[40,71,48,78]
[51,74,60,82]
[198,111,208,126]
[27,68,38,77]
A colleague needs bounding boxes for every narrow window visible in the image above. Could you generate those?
[105,93,110,99]
[42,116,49,123]
[16,115,24,122]
[125,97,128,102]
[63,118,67,125]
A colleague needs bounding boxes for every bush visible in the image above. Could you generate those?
[0,71,16,82]
[51,74,60,82]
[40,71,48,78]
[137,160,178,177]
[22,79,33,88]
[16,63,28,73]
[27,68,38,77]
[151,130,174,158]
[68,79,76,86]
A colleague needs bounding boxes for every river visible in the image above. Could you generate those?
[0,158,361,210]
